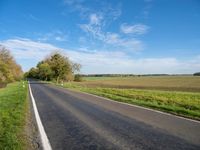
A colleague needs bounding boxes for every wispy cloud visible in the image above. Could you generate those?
[79,23,103,40]
[63,0,91,18]
[1,38,200,74]
[142,0,153,18]
[63,0,121,21]
[28,14,40,21]
[120,23,149,35]
[37,30,68,42]
[80,15,144,51]
[55,36,66,41]
[0,38,58,60]
[63,0,127,51]
[89,13,102,25]
[105,32,143,50]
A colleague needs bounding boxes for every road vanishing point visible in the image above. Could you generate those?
[29,80,200,150]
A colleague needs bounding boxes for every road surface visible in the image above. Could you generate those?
[29,81,200,150]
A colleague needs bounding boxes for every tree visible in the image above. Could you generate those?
[0,46,14,82]
[48,53,71,83]
[26,52,81,83]
[74,74,82,82]
[27,67,38,79]
[37,62,52,80]
[65,72,74,81]
[71,62,81,74]
[0,60,9,83]
[193,72,200,76]
[64,62,81,81]
[0,45,23,83]
[11,63,23,81]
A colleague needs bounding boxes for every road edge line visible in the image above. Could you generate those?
[56,86,200,124]
[81,91,200,123]
[28,82,52,150]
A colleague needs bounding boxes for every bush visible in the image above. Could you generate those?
[74,74,82,82]
[0,83,7,88]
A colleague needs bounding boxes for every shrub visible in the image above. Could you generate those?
[74,74,82,82]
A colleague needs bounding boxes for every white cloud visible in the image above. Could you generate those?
[105,33,119,43]
[79,24,104,40]
[55,36,66,41]
[1,38,200,74]
[105,33,143,50]
[109,6,121,20]
[120,24,149,34]
[63,0,90,17]
[80,18,143,51]
[89,13,102,25]
[63,0,121,21]
[0,38,58,60]
[65,50,200,74]
[38,30,68,42]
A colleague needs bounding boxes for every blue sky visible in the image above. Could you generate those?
[0,0,200,74]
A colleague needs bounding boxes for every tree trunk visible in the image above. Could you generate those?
[56,76,59,84]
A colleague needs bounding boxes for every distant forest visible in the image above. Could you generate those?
[81,74,195,77]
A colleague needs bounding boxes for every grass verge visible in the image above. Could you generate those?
[51,82,200,121]
[0,81,28,150]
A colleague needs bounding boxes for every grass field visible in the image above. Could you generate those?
[53,76,200,120]
[0,81,28,150]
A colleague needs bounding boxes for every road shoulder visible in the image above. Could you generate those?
[23,90,41,150]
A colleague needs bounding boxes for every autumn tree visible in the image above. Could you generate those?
[0,59,9,83]
[0,45,23,84]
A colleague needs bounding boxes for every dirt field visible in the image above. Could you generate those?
[79,76,200,92]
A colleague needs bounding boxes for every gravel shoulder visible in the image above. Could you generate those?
[23,91,42,150]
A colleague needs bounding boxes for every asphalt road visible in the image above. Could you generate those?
[29,81,200,150]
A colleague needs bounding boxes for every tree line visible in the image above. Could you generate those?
[25,52,81,82]
[82,74,172,77]
[193,72,200,76]
[0,45,23,87]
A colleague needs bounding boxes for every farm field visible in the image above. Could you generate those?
[53,76,200,120]
[0,82,28,149]
[80,76,200,92]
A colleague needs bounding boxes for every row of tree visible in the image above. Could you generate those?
[25,52,81,82]
[81,74,172,77]
[0,45,23,86]
[193,72,200,76]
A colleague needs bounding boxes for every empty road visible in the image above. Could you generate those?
[29,81,200,150]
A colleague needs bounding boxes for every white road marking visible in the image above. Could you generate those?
[29,82,52,150]
[65,88,200,124]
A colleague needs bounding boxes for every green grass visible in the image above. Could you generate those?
[53,82,200,120]
[0,81,28,150]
